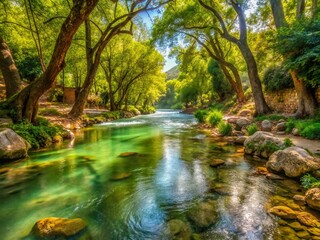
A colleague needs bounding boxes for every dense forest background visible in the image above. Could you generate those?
[0,0,319,123]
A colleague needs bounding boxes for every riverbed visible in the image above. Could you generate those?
[0,110,305,239]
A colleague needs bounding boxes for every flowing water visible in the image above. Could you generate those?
[0,110,305,239]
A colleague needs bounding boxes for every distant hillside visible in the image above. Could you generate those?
[165,65,179,80]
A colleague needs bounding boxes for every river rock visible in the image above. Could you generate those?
[305,188,320,211]
[293,195,306,206]
[297,212,320,227]
[235,118,251,130]
[244,131,284,158]
[0,128,30,160]
[187,201,217,229]
[266,147,320,178]
[268,206,297,219]
[111,172,131,181]
[261,120,272,132]
[209,159,225,167]
[292,128,299,136]
[276,122,286,132]
[30,217,87,238]
[234,136,247,144]
[164,219,191,240]
[119,152,138,157]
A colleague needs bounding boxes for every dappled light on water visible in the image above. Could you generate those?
[0,110,302,239]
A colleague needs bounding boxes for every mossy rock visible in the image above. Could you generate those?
[119,152,138,157]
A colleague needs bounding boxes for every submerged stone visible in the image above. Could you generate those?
[268,206,297,219]
[187,201,217,229]
[30,217,87,238]
[297,212,320,227]
[119,152,138,157]
[209,159,225,168]
[111,172,132,181]
[164,219,191,240]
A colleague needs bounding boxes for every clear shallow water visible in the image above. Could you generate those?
[0,110,303,239]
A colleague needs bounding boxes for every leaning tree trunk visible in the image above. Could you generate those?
[0,37,23,98]
[1,0,98,123]
[290,70,317,117]
[237,42,270,114]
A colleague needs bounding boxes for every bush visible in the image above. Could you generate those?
[86,95,102,108]
[206,110,223,127]
[47,88,63,102]
[247,123,258,136]
[10,118,66,149]
[286,119,320,139]
[301,174,320,189]
[300,124,320,140]
[218,122,232,136]
[262,65,294,92]
[194,110,208,123]
[102,111,121,120]
[283,138,293,148]
[127,105,141,115]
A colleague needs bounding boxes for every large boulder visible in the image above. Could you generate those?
[0,128,30,160]
[268,206,297,219]
[244,131,284,158]
[266,147,320,177]
[305,188,320,211]
[30,217,87,239]
[261,120,272,132]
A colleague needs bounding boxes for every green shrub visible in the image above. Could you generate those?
[10,118,66,149]
[301,174,320,189]
[300,124,320,140]
[283,138,293,148]
[102,111,121,120]
[194,110,208,123]
[206,110,223,127]
[127,105,141,115]
[255,114,285,121]
[247,124,258,136]
[47,88,63,102]
[218,122,232,136]
[262,65,294,92]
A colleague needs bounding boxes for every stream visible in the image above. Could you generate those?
[0,110,305,239]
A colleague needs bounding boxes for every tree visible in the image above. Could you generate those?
[69,0,169,118]
[1,0,98,122]
[269,0,318,117]
[0,37,23,98]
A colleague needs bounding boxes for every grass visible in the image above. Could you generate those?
[286,119,320,140]
[194,110,208,123]
[218,122,232,136]
[206,110,223,127]
[247,123,258,136]
[255,114,285,121]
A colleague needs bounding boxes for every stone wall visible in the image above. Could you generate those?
[265,88,320,114]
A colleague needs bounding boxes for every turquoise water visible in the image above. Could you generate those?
[0,111,303,239]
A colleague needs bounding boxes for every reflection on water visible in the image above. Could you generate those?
[0,110,303,239]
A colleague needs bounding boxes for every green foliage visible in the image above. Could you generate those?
[258,141,282,153]
[194,109,208,123]
[102,111,122,120]
[218,122,233,136]
[276,21,320,87]
[208,59,231,101]
[262,65,293,91]
[286,119,320,139]
[247,124,258,136]
[10,118,66,149]
[127,105,140,115]
[283,138,293,148]
[15,53,42,82]
[301,174,320,189]
[255,114,285,121]
[47,89,63,103]
[205,110,223,127]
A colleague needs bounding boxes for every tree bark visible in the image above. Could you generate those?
[1,0,98,122]
[269,0,317,117]
[0,37,23,98]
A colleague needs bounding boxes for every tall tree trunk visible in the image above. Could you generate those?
[0,37,23,98]
[269,0,317,117]
[1,0,98,122]
[312,0,318,19]
[237,42,270,114]
[296,0,306,19]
